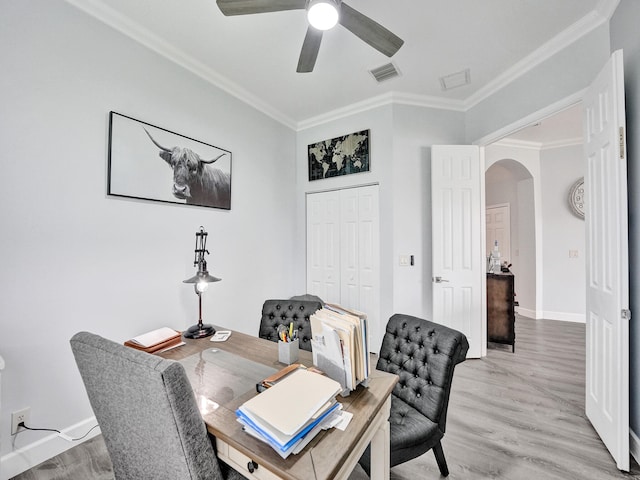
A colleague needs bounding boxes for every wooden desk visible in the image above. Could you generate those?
[159,329,397,480]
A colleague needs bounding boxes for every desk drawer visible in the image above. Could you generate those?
[216,439,280,480]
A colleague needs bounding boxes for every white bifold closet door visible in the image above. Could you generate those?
[306,185,380,348]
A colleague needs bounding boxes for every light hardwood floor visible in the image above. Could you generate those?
[12,315,640,479]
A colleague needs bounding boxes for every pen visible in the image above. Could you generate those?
[289,322,294,340]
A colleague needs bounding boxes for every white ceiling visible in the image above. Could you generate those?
[65,0,615,130]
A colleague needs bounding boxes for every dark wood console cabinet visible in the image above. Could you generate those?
[487,273,516,352]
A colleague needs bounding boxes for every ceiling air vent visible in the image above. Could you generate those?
[370,62,400,83]
[439,68,471,91]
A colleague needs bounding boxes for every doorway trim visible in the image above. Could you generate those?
[476,91,585,320]
[472,90,585,147]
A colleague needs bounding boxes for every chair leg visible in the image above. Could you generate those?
[432,440,449,477]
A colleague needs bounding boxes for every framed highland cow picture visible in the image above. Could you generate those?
[308,129,370,181]
[107,111,232,210]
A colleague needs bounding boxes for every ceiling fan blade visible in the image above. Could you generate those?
[338,2,404,57]
[216,0,306,16]
[297,27,323,73]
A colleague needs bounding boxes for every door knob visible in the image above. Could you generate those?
[433,276,449,283]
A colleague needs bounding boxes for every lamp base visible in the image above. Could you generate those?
[183,323,216,339]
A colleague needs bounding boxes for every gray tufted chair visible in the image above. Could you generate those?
[70,332,246,480]
[359,314,468,477]
[258,299,322,352]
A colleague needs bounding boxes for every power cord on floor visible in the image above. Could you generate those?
[13,422,100,442]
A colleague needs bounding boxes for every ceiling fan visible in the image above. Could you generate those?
[216,0,404,73]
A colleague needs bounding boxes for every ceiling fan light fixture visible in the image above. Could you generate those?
[307,0,339,31]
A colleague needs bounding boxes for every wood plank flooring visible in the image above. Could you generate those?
[12,315,640,479]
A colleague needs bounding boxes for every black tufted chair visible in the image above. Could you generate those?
[258,299,323,352]
[359,314,469,477]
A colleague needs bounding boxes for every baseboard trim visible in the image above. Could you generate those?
[516,307,539,319]
[1,417,100,480]
[631,429,639,465]
[516,308,585,323]
[542,311,586,323]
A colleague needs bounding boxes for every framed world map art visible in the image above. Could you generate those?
[308,129,370,181]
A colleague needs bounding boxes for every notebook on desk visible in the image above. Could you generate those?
[124,327,182,353]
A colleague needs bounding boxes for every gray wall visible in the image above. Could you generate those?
[0,0,297,466]
[611,0,640,441]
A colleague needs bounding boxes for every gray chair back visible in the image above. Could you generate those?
[258,299,322,351]
[70,331,224,480]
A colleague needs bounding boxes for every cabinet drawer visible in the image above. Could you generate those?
[216,439,280,480]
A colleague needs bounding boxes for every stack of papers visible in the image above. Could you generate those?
[310,304,370,392]
[236,369,342,458]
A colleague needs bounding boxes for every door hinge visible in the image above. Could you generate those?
[620,126,625,159]
[622,309,631,320]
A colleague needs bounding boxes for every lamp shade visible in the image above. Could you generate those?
[183,272,221,284]
[307,0,339,30]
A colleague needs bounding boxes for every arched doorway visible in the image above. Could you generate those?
[485,159,536,317]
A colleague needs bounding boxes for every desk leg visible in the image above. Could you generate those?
[369,402,391,480]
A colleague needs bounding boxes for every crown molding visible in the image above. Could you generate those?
[541,137,584,150]
[389,92,466,112]
[63,0,298,130]
[490,136,583,151]
[491,139,542,151]
[296,92,394,131]
[473,89,586,146]
[296,91,465,131]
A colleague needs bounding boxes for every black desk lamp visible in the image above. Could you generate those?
[183,226,220,339]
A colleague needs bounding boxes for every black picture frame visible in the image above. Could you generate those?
[307,129,370,181]
[107,111,232,210]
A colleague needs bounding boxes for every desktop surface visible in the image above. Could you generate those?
[159,327,397,480]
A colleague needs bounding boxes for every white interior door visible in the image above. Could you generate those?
[340,188,359,306]
[432,145,484,358]
[340,185,380,340]
[486,204,511,265]
[584,49,629,471]
[306,190,341,304]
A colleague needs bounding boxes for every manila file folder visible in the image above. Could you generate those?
[241,369,341,436]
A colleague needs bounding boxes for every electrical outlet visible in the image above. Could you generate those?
[11,408,30,435]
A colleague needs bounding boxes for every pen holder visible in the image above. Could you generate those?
[278,338,299,365]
